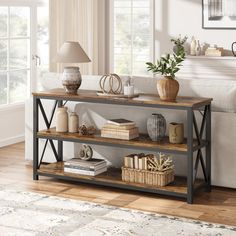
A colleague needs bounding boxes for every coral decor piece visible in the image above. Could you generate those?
[147,153,174,172]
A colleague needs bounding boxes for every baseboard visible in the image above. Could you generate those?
[0,134,25,148]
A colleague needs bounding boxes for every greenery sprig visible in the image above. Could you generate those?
[146,53,185,78]
[146,35,187,78]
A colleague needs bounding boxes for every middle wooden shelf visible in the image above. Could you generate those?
[37,128,208,154]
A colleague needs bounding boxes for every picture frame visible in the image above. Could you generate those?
[202,0,236,29]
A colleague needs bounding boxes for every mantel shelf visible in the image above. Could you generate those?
[186,55,236,60]
[37,128,208,154]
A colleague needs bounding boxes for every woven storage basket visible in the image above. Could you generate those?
[121,167,174,187]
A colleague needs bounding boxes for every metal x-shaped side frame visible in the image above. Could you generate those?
[187,104,211,203]
[33,97,67,180]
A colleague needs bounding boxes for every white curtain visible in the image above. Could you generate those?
[49,0,107,75]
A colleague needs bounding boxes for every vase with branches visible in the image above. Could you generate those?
[146,37,186,101]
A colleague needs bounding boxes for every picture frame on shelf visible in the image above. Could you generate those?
[202,0,236,29]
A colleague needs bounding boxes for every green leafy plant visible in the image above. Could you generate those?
[146,35,187,78]
[146,53,185,78]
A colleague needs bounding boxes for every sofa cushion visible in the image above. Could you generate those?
[178,78,236,113]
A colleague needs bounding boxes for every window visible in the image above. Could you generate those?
[0,0,49,106]
[111,0,154,76]
[0,6,30,105]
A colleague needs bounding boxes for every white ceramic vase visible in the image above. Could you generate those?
[68,112,79,133]
[56,107,68,132]
[62,67,82,94]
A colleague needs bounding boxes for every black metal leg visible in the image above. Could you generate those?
[206,104,211,192]
[187,108,194,204]
[33,97,39,180]
[58,100,63,162]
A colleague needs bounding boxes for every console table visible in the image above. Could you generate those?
[32,88,212,204]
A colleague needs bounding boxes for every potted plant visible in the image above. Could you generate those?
[171,35,188,55]
[146,41,186,101]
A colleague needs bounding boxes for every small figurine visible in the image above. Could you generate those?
[79,144,93,160]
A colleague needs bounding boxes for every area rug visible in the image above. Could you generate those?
[0,186,235,236]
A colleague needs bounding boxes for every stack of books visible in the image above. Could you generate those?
[101,119,139,140]
[123,153,148,170]
[205,47,223,57]
[64,158,107,176]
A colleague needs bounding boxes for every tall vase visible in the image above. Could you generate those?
[68,112,79,133]
[56,107,68,132]
[147,114,166,141]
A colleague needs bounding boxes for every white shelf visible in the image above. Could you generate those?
[186,55,236,60]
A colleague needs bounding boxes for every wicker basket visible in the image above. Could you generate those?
[121,167,174,187]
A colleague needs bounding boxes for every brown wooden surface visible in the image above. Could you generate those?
[0,142,235,226]
[32,88,212,108]
[38,162,202,194]
[38,128,202,153]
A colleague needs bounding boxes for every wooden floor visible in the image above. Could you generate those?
[0,142,235,226]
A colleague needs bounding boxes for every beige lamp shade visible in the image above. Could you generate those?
[56,41,91,63]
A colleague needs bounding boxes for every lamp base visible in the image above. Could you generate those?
[62,67,82,94]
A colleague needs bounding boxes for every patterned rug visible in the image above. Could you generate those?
[0,186,235,236]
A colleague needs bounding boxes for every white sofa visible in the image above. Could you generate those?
[25,73,236,188]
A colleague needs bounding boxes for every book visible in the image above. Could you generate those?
[64,163,107,171]
[138,158,143,170]
[103,124,135,130]
[65,158,106,168]
[142,156,147,170]
[107,119,135,126]
[64,167,107,176]
[101,132,139,140]
[124,154,135,168]
[101,127,139,135]
[134,153,146,169]
[134,155,139,169]
[123,153,146,169]
[205,47,223,57]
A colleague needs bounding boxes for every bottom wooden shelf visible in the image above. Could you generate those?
[37,162,205,198]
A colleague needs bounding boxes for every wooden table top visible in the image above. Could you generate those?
[33,88,212,109]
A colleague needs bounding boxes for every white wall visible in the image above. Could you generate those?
[0,105,25,147]
[155,0,236,58]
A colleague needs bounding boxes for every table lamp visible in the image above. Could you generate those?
[56,41,91,94]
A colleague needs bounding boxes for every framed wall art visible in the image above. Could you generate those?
[203,0,236,29]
